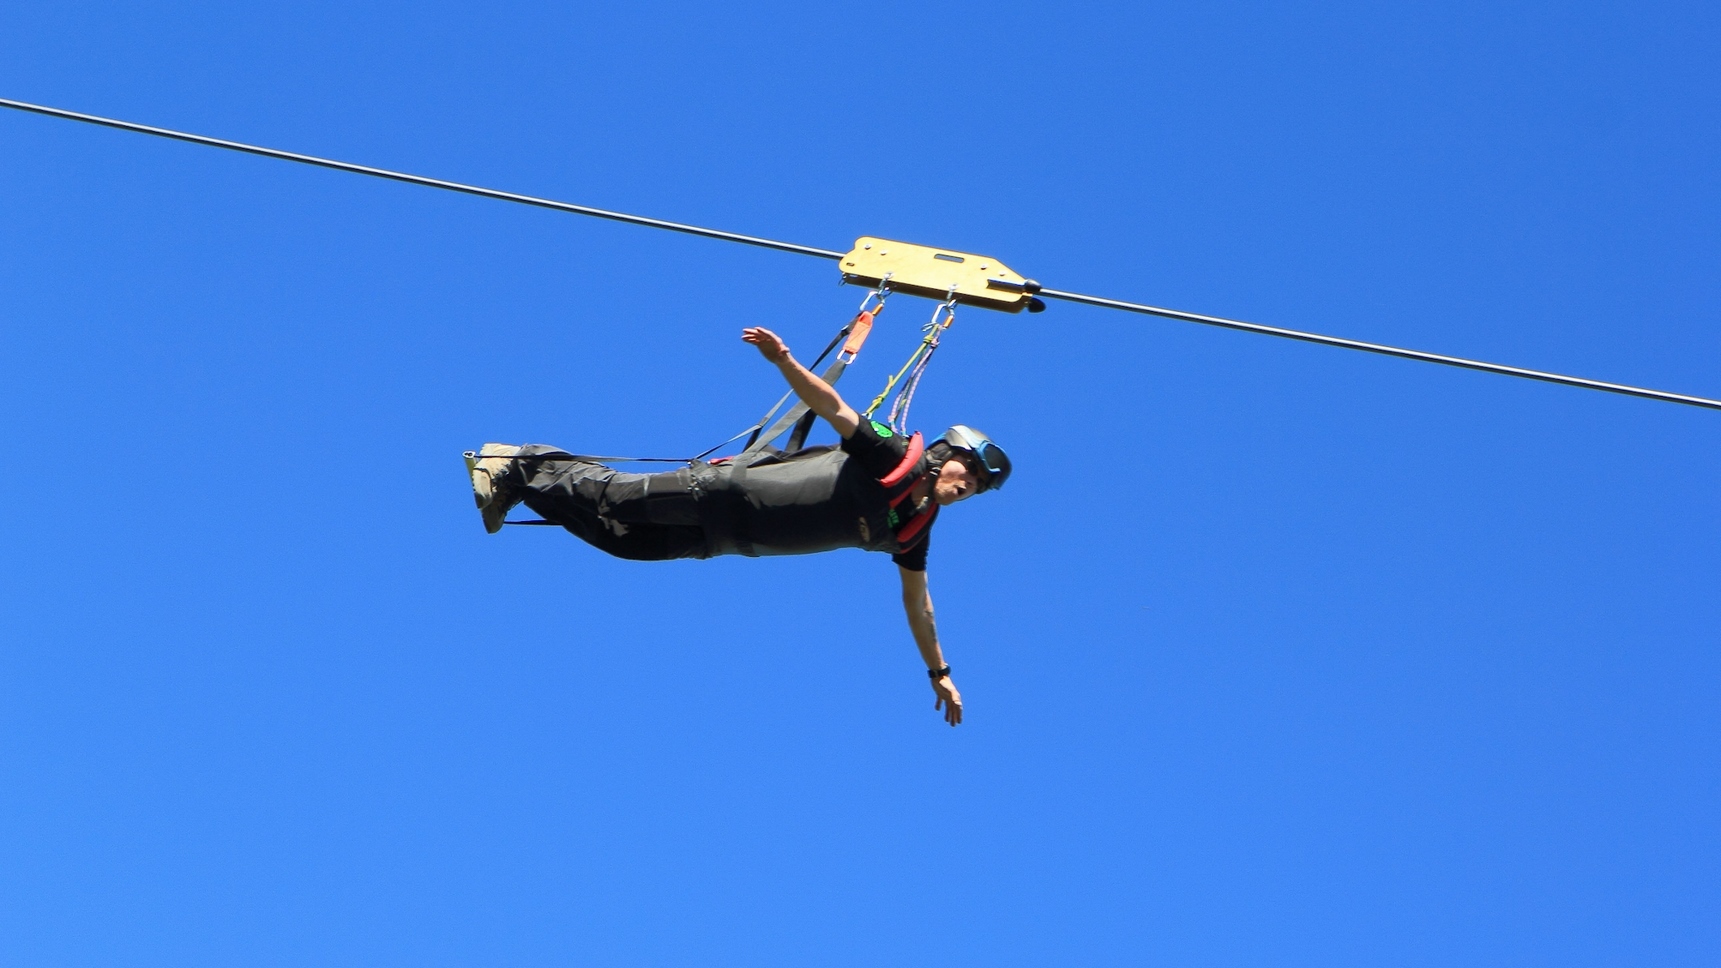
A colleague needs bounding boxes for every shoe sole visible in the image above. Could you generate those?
[464,444,521,534]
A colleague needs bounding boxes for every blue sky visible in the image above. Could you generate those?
[3,2,1718,965]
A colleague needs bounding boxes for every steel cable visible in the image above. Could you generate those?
[1036,288,1721,411]
[0,97,844,260]
[4,96,1717,413]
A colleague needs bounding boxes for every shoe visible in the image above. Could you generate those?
[465,443,524,534]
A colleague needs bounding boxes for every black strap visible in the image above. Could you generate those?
[783,408,819,453]
[718,458,757,557]
[739,324,851,453]
[737,354,851,460]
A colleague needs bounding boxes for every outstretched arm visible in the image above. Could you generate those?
[899,565,963,727]
[742,327,861,439]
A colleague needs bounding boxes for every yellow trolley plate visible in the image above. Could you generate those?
[839,237,1039,313]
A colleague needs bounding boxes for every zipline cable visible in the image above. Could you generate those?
[4,95,1718,413]
[1036,288,1721,412]
[0,97,844,260]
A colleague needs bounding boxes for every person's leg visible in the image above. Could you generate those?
[540,498,708,560]
[511,446,708,560]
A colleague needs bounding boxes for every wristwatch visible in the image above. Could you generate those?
[928,665,951,679]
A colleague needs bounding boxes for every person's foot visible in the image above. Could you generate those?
[465,443,524,534]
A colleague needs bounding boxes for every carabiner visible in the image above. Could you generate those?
[922,287,958,342]
[841,277,892,364]
[856,273,893,317]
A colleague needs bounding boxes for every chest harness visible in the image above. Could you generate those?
[877,430,938,553]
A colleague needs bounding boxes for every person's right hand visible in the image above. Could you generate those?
[932,674,963,727]
[741,327,790,364]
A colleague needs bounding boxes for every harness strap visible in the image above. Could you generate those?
[716,460,757,557]
[841,307,877,359]
[739,322,853,454]
[879,431,924,488]
[783,408,819,454]
[872,431,936,553]
[784,306,884,452]
[739,352,852,460]
[895,502,937,549]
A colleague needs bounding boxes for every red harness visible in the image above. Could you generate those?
[879,431,937,551]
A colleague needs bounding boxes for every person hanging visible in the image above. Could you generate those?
[464,325,1011,727]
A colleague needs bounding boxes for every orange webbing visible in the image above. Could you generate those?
[842,305,879,357]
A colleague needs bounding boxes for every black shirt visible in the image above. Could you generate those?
[689,422,935,569]
[840,421,934,571]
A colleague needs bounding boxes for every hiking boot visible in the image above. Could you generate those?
[465,443,524,534]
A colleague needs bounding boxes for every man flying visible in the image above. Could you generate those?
[466,326,1011,726]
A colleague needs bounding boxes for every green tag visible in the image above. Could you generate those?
[870,420,892,438]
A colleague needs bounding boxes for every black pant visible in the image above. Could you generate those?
[515,445,711,560]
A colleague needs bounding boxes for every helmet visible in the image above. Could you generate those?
[935,425,1012,492]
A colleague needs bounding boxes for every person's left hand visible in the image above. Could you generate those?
[741,327,790,363]
[932,674,963,727]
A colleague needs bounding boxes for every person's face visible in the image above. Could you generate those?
[933,457,983,505]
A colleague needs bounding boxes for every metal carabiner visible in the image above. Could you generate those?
[856,273,893,317]
[922,286,959,342]
[840,275,892,364]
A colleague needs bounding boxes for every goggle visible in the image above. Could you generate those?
[973,442,1008,478]
[948,427,1010,490]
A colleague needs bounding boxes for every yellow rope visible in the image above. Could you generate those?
[864,334,935,418]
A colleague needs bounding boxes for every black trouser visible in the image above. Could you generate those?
[513,444,711,560]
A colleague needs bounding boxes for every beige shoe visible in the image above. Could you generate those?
[463,443,524,534]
